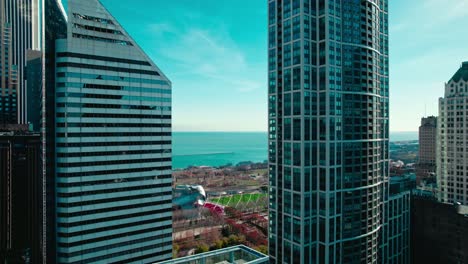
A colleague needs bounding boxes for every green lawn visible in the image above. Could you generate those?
[210,193,267,206]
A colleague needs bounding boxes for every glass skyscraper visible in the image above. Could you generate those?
[43,1,68,262]
[0,0,40,124]
[267,0,389,263]
[0,0,18,125]
[53,0,172,263]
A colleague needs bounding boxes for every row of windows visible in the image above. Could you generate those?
[57,175,171,188]
[58,216,172,238]
[73,23,123,35]
[58,199,171,219]
[57,72,168,86]
[56,91,171,102]
[57,148,171,157]
[57,179,171,197]
[57,52,151,66]
[66,242,172,264]
[57,102,171,112]
[57,191,172,208]
[58,224,172,248]
[57,132,171,139]
[58,182,172,198]
[0,95,17,100]
[56,123,171,128]
[57,157,172,168]
[56,112,171,120]
[72,33,133,47]
[107,248,172,264]
[57,166,172,178]
[58,233,171,259]
[58,61,160,76]
[58,82,171,94]
[73,13,115,25]
[57,140,171,148]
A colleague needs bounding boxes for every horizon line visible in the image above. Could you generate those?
[172,130,419,133]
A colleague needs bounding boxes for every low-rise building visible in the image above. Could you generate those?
[0,127,42,263]
[416,116,437,185]
[156,245,269,264]
[381,174,415,264]
[412,195,468,264]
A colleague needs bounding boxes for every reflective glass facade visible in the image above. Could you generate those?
[268,0,389,263]
[0,0,40,124]
[54,0,172,263]
[43,1,68,262]
[383,191,410,264]
[0,1,18,125]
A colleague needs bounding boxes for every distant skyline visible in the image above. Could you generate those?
[63,0,468,132]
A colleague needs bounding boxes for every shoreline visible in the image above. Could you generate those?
[173,160,268,171]
[172,139,419,171]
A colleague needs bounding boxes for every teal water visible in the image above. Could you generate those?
[389,131,418,142]
[173,131,418,169]
[173,132,268,169]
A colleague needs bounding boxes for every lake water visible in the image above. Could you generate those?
[173,131,418,169]
[173,132,267,169]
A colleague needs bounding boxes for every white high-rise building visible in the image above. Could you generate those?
[438,62,468,205]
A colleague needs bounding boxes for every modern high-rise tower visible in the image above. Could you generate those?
[438,62,468,205]
[0,0,18,125]
[268,1,389,263]
[0,0,40,124]
[42,1,67,261]
[53,0,173,263]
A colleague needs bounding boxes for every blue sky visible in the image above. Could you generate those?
[66,0,468,132]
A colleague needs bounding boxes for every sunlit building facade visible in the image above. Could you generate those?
[54,0,172,263]
[268,0,389,263]
[416,116,437,185]
[438,62,468,205]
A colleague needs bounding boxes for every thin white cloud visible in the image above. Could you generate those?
[147,23,263,93]
[423,0,468,23]
[391,0,468,35]
[148,23,176,36]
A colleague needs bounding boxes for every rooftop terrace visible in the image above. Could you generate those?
[156,245,269,264]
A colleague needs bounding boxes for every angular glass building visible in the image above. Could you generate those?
[53,0,172,263]
[267,0,389,263]
[43,1,68,262]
